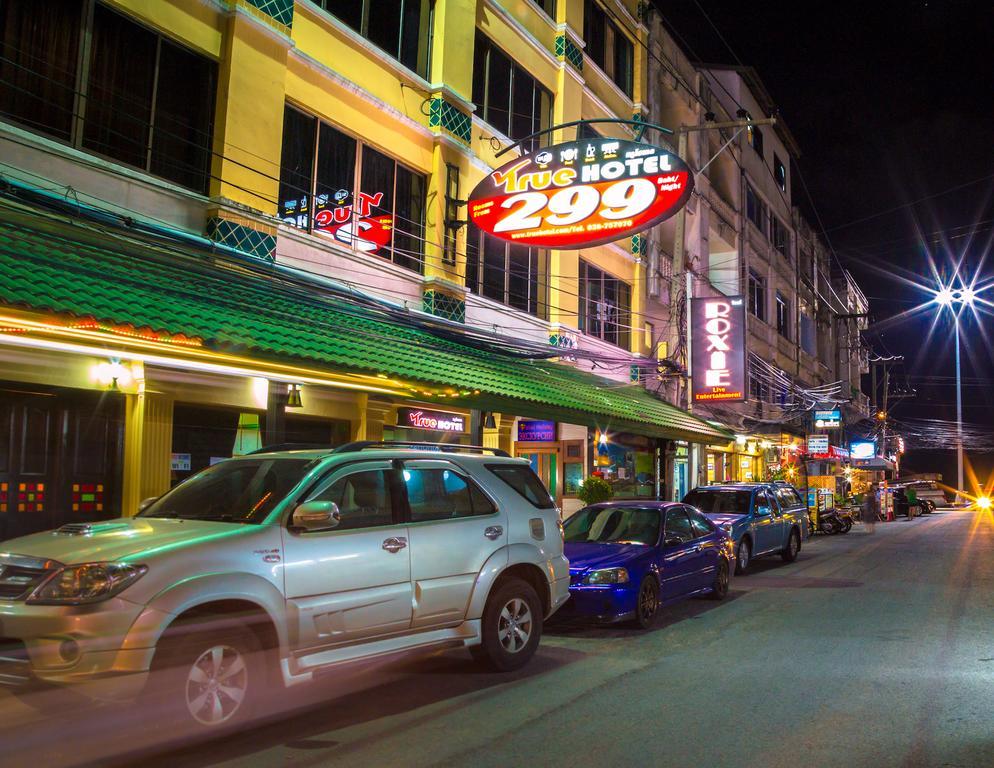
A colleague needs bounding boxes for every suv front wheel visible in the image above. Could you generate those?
[150,620,264,731]
[471,578,543,672]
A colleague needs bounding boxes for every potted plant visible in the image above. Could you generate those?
[577,475,613,506]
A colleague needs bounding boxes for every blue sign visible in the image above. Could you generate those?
[814,409,842,428]
[517,420,556,442]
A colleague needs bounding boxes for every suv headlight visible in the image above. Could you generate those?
[27,563,147,605]
[583,567,630,585]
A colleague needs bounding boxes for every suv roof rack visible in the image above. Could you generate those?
[332,441,510,458]
[245,442,334,455]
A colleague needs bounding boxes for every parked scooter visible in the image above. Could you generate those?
[835,507,855,533]
[809,507,847,535]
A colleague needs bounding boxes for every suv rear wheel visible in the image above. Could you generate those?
[471,578,542,672]
[150,621,264,731]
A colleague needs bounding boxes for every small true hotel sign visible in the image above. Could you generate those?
[396,407,466,433]
[690,296,746,403]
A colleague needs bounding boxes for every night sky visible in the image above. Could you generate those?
[655,0,994,489]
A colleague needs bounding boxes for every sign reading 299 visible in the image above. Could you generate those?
[468,138,693,249]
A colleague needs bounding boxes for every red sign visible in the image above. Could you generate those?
[468,139,693,249]
[690,296,747,403]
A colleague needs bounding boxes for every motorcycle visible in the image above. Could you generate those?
[809,507,846,535]
[835,507,855,533]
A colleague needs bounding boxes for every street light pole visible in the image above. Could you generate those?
[954,316,964,502]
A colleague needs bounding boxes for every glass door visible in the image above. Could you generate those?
[516,448,559,505]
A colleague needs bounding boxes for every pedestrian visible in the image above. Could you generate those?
[862,483,880,534]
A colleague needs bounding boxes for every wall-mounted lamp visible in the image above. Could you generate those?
[484,412,497,429]
[286,383,303,408]
[92,360,133,391]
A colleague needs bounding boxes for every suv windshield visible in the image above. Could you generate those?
[563,506,661,546]
[684,489,753,515]
[139,458,316,524]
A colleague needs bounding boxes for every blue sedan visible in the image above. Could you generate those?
[561,502,735,628]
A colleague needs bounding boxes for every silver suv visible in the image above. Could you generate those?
[0,442,569,729]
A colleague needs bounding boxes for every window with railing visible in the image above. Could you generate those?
[578,260,631,349]
[776,291,791,340]
[774,153,787,191]
[0,0,217,193]
[748,269,766,322]
[583,0,634,97]
[465,223,548,318]
[745,183,767,235]
[312,0,431,78]
[278,105,426,273]
[472,33,552,153]
[771,215,789,257]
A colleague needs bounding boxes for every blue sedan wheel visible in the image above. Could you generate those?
[709,558,730,600]
[633,576,659,629]
[735,538,751,575]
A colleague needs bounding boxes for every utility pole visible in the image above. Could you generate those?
[669,117,776,410]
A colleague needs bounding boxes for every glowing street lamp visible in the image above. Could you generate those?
[931,278,978,503]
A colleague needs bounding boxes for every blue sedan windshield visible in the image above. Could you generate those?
[563,507,661,545]
[684,489,753,515]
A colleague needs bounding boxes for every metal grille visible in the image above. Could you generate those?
[0,555,59,602]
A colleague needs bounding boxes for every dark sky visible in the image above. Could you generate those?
[655,0,994,490]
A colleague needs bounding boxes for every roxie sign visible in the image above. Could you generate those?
[468,139,693,249]
[690,296,746,403]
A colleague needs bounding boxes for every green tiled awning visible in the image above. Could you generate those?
[0,215,729,443]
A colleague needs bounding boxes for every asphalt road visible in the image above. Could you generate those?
[3,509,993,768]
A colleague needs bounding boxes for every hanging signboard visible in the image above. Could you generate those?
[690,296,747,403]
[468,139,693,249]
[849,440,876,460]
[517,420,557,442]
[814,409,842,428]
[807,435,830,454]
[396,407,466,433]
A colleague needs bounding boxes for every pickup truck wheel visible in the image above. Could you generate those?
[151,622,263,731]
[781,528,800,562]
[735,538,751,575]
[470,578,542,672]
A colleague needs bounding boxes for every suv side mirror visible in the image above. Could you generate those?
[137,497,158,514]
[291,501,341,533]
[755,505,771,517]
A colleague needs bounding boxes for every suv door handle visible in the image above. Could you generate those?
[484,525,503,540]
[382,536,408,553]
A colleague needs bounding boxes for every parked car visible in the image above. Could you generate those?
[0,442,570,730]
[683,482,808,574]
[560,501,734,628]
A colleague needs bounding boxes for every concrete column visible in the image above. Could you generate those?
[121,388,173,518]
[362,399,395,442]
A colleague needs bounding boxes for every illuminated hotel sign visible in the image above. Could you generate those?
[397,407,466,433]
[850,440,876,460]
[690,296,746,403]
[468,139,693,249]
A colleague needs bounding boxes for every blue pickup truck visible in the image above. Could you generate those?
[683,483,810,574]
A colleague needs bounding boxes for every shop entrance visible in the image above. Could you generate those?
[0,385,123,541]
[516,447,559,503]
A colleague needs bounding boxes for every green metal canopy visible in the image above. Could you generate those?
[0,211,729,443]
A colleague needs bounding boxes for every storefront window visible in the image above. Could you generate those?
[593,435,655,499]
[278,105,427,273]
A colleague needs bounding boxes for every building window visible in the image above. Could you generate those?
[746,112,764,159]
[472,33,553,152]
[583,0,634,97]
[278,105,427,274]
[770,216,789,257]
[313,0,430,77]
[774,153,787,191]
[745,183,766,235]
[0,0,217,193]
[535,0,556,17]
[748,269,766,322]
[800,314,816,357]
[465,224,548,318]
[799,249,814,283]
[578,260,631,349]
[776,291,791,339]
